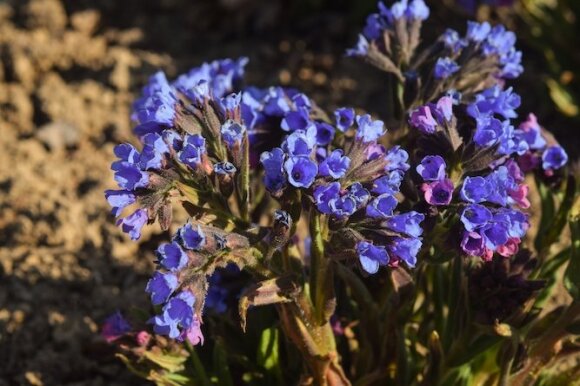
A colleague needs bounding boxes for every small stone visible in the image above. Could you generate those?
[36,121,80,150]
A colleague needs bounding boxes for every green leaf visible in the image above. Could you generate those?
[539,176,577,252]
[257,326,282,384]
[534,176,556,252]
[546,78,579,117]
[213,338,234,386]
[564,215,580,300]
[143,350,188,373]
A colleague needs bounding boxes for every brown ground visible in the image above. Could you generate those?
[0,0,577,385]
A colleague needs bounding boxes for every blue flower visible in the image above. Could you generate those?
[284,156,318,188]
[385,146,410,172]
[407,0,430,20]
[102,311,131,342]
[542,146,568,171]
[416,155,446,181]
[460,176,491,203]
[347,35,369,57]
[113,162,149,190]
[314,182,341,214]
[179,134,206,168]
[409,106,437,134]
[140,133,170,170]
[460,204,492,231]
[151,291,196,339]
[157,242,188,271]
[281,108,311,132]
[315,122,336,146]
[388,237,422,268]
[442,28,467,54]
[221,120,246,147]
[434,57,460,79]
[366,194,398,218]
[347,183,371,207]
[117,209,148,240]
[133,72,178,126]
[356,114,385,142]
[482,221,509,250]
[334,107,355,132]
[466,21,491,43]
[214,162,237,175]
[220,92,242,113]
[105,190,136,217]
[179,224,206,250]
[319,150,351,179]
[372,171,403,195]
[386,211,425,237]
[146,271,178,305]
[114,143,140,164]
[468,86,521,120]
[284,127,317,156]
[329,195,358,218]
[260,148,287,192]
[356,241,389,274]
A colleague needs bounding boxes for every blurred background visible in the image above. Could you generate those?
[0,0,578,384]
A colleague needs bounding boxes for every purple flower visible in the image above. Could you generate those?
[466,21,491,42]
[140,133,170,171]
[482,221,510,250]
[113,162,149,190]
[180,315,204,345]
[157,242,188,271]
[146,271,178,305]
[473,117,506,147]
[409,106,437,134]
[319,150,351,179]
[102,311,131,343]
[407,0,430,20]
[179,134,206,168]
[214,162,237,175]
[416,155,446,181]
[542,146,568,171]
[347,35,369,57]
[284,127,317,156]
[114,143,140,164]
[442,28,467,54]
[516,114,546,150]
[435,96,453,122]
[329,195,358,218]
[495,209,529,238]
[105,190,136,217]
[221,120,246,147]
[261,148,287,193]
[133,72,177,126]
[461,231,486,256]
[151,291,195,339]
[179,224,206,250]
[366,194,398,218]
[372,171,403,195]
[468,86,521,120]
[423,179,454,205]
[460,176,491,203]
[220,92,242,113]
[284,156,318,188]
[434,57,460,79]
[385,146,410,172]
[460,204,492,231]
[281,108,311,132]
[334,107,355,132]
[315,122,336,146]
[314,182,341,214]
[388,237,422,268]
[356,241,389,274]
[347,183,371,207]
[117,209,148,240]
[356,114,385,142]
[386,211,425,237]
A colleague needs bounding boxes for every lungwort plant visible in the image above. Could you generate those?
[103,1,579,385]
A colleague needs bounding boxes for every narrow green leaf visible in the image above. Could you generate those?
[143,350,187,373]
[564,216,580,299]
[213,338,234,386]
[257,326,282,384]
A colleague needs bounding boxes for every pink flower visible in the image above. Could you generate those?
[497,237,521,257]
[508,184,530,209]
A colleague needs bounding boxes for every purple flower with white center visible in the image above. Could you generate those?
[281,108,311,132]
[356,241,389,274]
[315,122,336,146]
[466,21,491,42]
[105,190,136,217]
[460,176,491,203]
[346,35,369,57]
[284,127,317,156]
[542,146,568,171]
[102,311,131,343]
[146,271,178,305]
[386,212,425,237]
[117,209,148,240]
[347,183,371,207]
[179,134,206,168]
[221,120,246,147]
[356,114,385,143]
[113,162,149,190]
[409,106,437,134]
[157,242,189,271]
[319,150,351,179]
[461,231,486,256]
[423,179,454,206]
[214,162,237,175]
[334,107,355,132]
[329,195,358,218]
[314,182,341,214]
[179,224,206,250]
[460,204,492,232]
[434,57,460,79]
[385,146,410,172]
[416,155,446,181]
[372,171,403,195]
[366,194,398,218]
[284,156,318,188]
[388,237,422,268]
[261,148,286,192]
